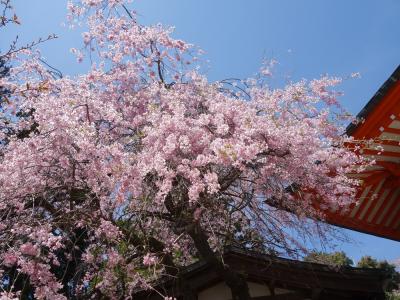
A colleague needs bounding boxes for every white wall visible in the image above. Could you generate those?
[198,281,293,300]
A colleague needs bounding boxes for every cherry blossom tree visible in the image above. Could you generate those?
[0,1,366,299]
[1,0,58,148]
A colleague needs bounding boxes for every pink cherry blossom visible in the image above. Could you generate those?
[20,243,38,256]
[143,253,158,266]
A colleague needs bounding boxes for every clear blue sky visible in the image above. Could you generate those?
[2,0,400,265]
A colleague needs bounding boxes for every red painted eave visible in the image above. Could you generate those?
[324,66,400,241]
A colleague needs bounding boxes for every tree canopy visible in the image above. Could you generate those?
[0,1,368,299]
[304,251,400,296]
[357,256,400,293]
[304,251,354,267]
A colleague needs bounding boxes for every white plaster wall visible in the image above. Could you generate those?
[197,281,292,300]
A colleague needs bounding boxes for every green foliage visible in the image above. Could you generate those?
[117,240,129,256]
[357,256,400,293]
[305,252,400,298]
[386,291,400,300]
[357,255,379,268]
[304,251,353,267]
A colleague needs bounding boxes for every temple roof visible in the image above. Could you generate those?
[325,65,400,241]
[135,247,387,300]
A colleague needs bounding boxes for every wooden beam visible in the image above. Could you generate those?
[251,293,305,300]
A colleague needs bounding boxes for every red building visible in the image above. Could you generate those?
[325,65,400,241]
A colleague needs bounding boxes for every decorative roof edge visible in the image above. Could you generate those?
[346,65,400,135]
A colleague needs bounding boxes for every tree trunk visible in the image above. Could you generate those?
[164,189,250,300]
[186,223,251,300]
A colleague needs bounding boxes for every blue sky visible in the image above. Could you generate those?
[2,0,400,264]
